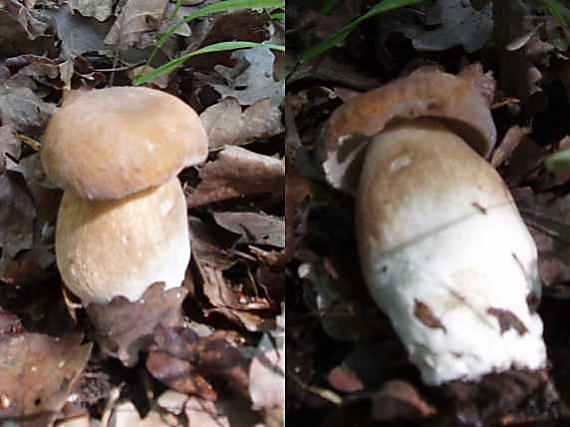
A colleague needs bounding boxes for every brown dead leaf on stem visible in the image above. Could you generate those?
[86,282,187,367]
[185,396,260,427]
[371,381,436,422]
[201,98,284,150]
[0,333,92,426]
[187,146,284,208]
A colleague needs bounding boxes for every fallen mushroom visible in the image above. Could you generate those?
[41,87,208,304]
[321,69,546,385]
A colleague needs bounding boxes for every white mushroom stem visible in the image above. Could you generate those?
[356,118,546,385]
[56,178,190,304]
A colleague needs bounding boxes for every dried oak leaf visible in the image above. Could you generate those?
[0,333,92,426]
[104,0,169,48]
[70,0,114,22]
[213,47,284,107]
[187,146,284,208]
[146,349,217,400]
[200,98,284,150]
[86,282,187,367]
[213,211,285,248]
[152,327,251,400]
[412,0,493,53]
[54,5,111,58]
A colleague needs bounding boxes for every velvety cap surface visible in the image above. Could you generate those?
[42,86,208,200]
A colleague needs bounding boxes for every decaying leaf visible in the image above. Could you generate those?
[150,327,251,400]
[108,401,177,427]
[213,47,285,107]
[187,146,284,208]
[213,211,285,248]
[200,98,284,150]
[0,172,36,257]
[70,0,114,22]
[146,349,217,400]
[54,5,111,58]
[86,282,187,367]
[371,381,436,422]
[0,83,56,135]
[104,0,169,47]
[412,0,493,53]
[0,333,92,426]
[249,328,285,409]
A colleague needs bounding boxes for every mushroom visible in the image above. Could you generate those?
[321,69,546,385]
[41,87,208,304]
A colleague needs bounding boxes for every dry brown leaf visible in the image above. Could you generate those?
[70,0,114,21]
[201,98,284,150]
[0,83,56,135]
[0,172,36,257]
[187,146,284,208]
[146,349,217,400]
[104,0,169,47]
[371,381,436,422]
[213,211,285,248]
[0,333,92,426]
[326,366,364,393]
[86,282,187,367]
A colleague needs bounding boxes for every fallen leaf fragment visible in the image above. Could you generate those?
[0,172,36,257]
[412,0,493,53]
[185,397,260,427]
[86,282,187,367]
[70,0,114,22]
[213,47,284,107]
[0,125,20,174]
[213,211,285,248]
[371,381,436,422]
[491,125,531,168]
[249,332,285,409]
[0,83,56,134]
[187,146,284,208]
[146,349,217,400]
[201,98,284,150]
[104,0,168,47]
[0,333,92,426]
[150,327,251,400]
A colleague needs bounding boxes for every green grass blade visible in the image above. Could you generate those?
[135,41,285,85]
[271,12,285,21]
[536,0,570,26]
[150,0,284,63]
[300,0,423,64]
[321,0,342,16]
[545,149,570,174]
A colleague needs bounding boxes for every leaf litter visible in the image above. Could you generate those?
[0,0,284,425]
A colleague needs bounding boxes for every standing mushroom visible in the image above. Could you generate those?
[41,86,208,304]
[320,69,546,385]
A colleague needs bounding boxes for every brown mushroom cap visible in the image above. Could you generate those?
[41,86,208,200]
[320,69,496,192]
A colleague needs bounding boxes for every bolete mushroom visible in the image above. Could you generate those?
[41,87,208,304]
[321,69,546,385]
